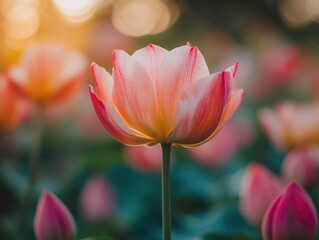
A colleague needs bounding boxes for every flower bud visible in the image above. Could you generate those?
[239,163,283,226]
[79,176,115,222]
[34,191,76,240]
[282,147,319,188]
[262,182,318,240]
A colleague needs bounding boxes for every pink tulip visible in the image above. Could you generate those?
[34,191,76,240]
[239,163,283,226]
[262,182,318,240]
[282,147,319,188]
[124,144,163,172]
[89,43,244,146]
[0,74,30,132]
[8,43,87,106]
[258,102,319,152]
[79,176,115,222]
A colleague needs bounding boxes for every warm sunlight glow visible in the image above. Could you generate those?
[306,0,319,22]
[4,5,39,40]
[112,0,175,37]
[51,0,99,23]
[280,0,311,28]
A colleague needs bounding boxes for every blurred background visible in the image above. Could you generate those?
[1,0,319,239]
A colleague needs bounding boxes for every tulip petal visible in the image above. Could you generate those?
[169,71,231,144]
[262,194,281,240]
[89,85,153,145]
[226,61,238,78]
[155,45,210,132]
[181,87,244,147]
[112,50,160,139]
[132,44,168,82]
[91,63,114,103]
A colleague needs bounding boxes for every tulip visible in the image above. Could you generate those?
[262,182,318,240]
[0,74,29,132]
[8,43,87,106]
[34,191,76,240]
[79,176,115,222]
[124,144,163,172]
[89,43,244,147]
[239,163,283,226]
[258,102,319,152]
[90,43,244,240]
[282,147,319,188]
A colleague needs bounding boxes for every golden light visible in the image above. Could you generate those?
[280,0,311,28]
[306,0,319,22]
[51,0,100,24]
[112,0,176,37]
[3,5,40,40]
[151,1,171,34]
[1,0,43,15]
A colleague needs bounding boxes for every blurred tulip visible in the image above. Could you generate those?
[239,163,283,226]
[259,102,319,152]
[79,176,115,222]
[259,41,300,84]
[282,146,319,188]
[188,120,254,167]
[8,43,87,106]
[34,191,76,240]
[262,182,318,240]
[0,74,30,132]
[124,144,162,172]
[89,43,244,147]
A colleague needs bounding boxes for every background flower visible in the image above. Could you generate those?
[0,74,30,132]
[34,191,77,240]
[8,43,87,106]
[262,182,318,240]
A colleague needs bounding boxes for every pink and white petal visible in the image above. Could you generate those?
[89,85,152,145]
[226,61,238,78]
[156,45,210,131]
[91,63,114,103]
[112,50,158,138]
[181,88,244,147]
[132,44,168,82]
[169,71,231,145]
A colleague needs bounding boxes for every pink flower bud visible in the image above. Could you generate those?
[124,144,162,172]
[282,147,319,188]
[239,163,283,226]
[79,176,115,222]
[34,191,76,240]
[262,182,318,240]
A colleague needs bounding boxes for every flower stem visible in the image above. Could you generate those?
[161,143,172,240]
[17,107,45,238]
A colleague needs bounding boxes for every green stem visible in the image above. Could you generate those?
[161,143,172,240]
[17,106,45,238]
